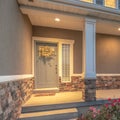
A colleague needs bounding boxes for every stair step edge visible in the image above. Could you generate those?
[20,108,78,119]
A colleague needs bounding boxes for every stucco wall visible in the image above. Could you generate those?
[0,0,32,75]
[96,34,120,73]
[33,26,82,74]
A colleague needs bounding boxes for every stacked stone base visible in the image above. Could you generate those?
[59,76,120,93]
[96,76,120,89]
[59,76,84,92]
[0,78,34,120]
[82,79,96,101]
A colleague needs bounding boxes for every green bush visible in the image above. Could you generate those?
[80,98,120,120]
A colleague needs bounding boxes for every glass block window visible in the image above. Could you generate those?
[96,0,104,5]
[62,44,70,82]
[81,0,93,3]
[105,0,116,8]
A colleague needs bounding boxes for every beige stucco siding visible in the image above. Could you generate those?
[96,34,120,73]
[33,26,120,74]
[0,0,32,75]
[33,26,82,74]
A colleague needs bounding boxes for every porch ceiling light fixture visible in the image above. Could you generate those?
[55,18,60,22]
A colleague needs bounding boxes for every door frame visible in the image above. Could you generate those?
[32,37,74,88]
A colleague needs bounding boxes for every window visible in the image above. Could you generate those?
[62,44,70,82]
[80,0,93,3]
[105,0,116,8]
[96,0,104,5]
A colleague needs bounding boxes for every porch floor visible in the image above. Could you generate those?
[23,89,120,107]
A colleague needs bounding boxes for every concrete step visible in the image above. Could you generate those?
[22,100,107,113]
[19,108,78,120]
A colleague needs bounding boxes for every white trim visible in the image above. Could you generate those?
[0,74,34,83]
[72,74,82,76]
[93,0,96,4]
[32,37,74,44]
[97,74,120,76]
[82,18,96,79]
[32,39,35,76]
[61,43,74,82]
[32,37,74,84]
[116,0,119,9]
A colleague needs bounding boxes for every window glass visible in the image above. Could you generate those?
[62,44,70,82]
[105,0,116,8]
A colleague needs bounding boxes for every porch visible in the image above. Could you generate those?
[23,89,120,107]
[19,0,120,102]
[19,89,120,120]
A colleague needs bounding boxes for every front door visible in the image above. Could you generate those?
[35,42,58,89]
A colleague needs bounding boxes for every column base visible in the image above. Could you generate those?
[82,79,96,102]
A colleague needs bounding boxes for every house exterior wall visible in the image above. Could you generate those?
[0,78,34,120]
[0,0,33,119]
[59,76,83,92]
[33,26,120,96]
[0,0,32,75]
[96,76,120,89]
[33,26,120,74]
[33,26,82,74]
[59,76,120,91]
[96,34,120,73]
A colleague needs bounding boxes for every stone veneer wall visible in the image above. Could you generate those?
[59,76,84,92]
[96,76,120,90]
[0,78,34,120]
[59,76,120,92]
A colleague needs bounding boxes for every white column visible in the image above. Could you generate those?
[93,0,96,4]
[82,18,96,79]
[116,0,119,9]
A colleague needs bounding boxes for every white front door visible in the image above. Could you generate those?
[35,42,58,89]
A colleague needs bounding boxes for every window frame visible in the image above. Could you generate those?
[59,41,74,83]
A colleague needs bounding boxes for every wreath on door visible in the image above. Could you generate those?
[38,46,56,58]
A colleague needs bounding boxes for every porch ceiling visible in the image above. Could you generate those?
[18,0,120,35]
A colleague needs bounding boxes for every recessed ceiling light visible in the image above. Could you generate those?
[118,28,120,31]
[55,18,60,22]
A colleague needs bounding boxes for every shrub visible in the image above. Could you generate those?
[80,98,120,120]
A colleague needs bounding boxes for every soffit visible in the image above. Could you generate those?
[18,0,120,22]
[17,0,120,35]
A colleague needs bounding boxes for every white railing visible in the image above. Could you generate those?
[79,0,120,9]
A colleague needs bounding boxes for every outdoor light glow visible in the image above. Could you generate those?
[118,28,120,31]
[55,18,60,22]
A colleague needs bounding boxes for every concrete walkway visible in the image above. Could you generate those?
[23,89,120,107]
